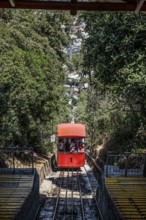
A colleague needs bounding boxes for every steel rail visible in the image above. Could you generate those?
[63,169,69,218]
[84,166,104,220]
[77,170,86,220]
[52,171,64,220]
[71,169,74,220]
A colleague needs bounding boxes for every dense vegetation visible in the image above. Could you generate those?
[0,10,72,152]
[0,9,146,154]
[78,12,146,152]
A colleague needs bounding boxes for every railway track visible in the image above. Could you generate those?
[38,164,103,220]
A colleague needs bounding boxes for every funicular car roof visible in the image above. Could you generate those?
[57,123,86,138]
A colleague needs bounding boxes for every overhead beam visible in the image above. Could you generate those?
[70,0,77,16]
[135,0,145,13]
[0,1,146,11]
[9,0,15,7]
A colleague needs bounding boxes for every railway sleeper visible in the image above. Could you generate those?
[58,207,78,215]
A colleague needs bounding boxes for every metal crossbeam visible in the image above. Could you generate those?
[135,0,145,13]
[0,0,146,12]
[9,0,15,7]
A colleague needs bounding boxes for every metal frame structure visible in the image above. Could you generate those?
[0,0,146,15]
[0,147,34,172]
[105,151,146,177]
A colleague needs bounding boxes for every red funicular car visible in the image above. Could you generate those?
[57,123,86,168]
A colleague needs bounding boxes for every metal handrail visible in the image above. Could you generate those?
[84,166,104,220]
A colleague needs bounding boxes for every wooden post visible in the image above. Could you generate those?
[12,149,15,172]
[106,154,109,177]
[32,149,34,171]
[143,154,146,177]
[124,155,128,177]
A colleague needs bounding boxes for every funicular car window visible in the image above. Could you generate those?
[58,138,84,153]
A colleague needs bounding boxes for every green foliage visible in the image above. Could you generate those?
[0,10,72,152]
[80,12,146,151]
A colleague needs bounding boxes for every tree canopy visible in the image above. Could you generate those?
[0,10,72,152]
[79,12,146,152]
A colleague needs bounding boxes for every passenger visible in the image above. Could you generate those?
[78,143,84,153]
[70,140,77,153]
[58,140,64,152]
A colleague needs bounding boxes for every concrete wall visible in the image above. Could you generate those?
[98,184,122,220]
[86,153,121,220]
[16,158,52,220]
[38,159,52,185]
[16,171,40,220]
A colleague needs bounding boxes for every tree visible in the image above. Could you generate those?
[0,10,73,152]
[80,12,146,151]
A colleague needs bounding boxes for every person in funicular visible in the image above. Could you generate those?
[58,139,64,152]
[78,141,84,153]
[70,139,77,153]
